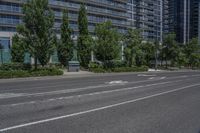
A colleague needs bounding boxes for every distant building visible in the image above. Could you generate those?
[199,1,200,44]
[0,0,164,49]
[128,0,163,42]
[190,0,199,39]
[0,0,128,49]
[164,0,200,44]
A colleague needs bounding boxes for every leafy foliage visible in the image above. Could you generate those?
[0,68,63,79]
[57,9,73,67]
[17,0,55,68]
[94,21,120,68]
[11,34,25,63]
[184,38,200,68]
[77,3,92,68]
[123,29,143,67]
[162,33,178,67]
[0,43,3,64]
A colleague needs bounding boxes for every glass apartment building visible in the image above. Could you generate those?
[0,0,164,49]
[190,0,200,39]
[164,0,200,44]
[127,0,163,42]
[0,0,129,49]
[165,0,190,44]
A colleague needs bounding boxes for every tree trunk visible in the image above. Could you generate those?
[0,50,3,64]
[165,57,168,69]
[34,57,38,70]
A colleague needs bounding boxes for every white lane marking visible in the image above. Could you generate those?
[0,93,27,99]
[0,78,160,99]
[1,74,200,99]
[149,77,155,80]
[149,77,166,80]
[107,80,128,85]
[160,77,166,79]
[1,78,188,107]
[0,83,199,132]
[137,74,156,77]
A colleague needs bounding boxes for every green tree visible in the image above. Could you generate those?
[57,9,73,67]
[190,53,200,68]
[123,29,142,67]
[17,0,55,69]
[94,21,120,68]
[141,41,155,67]
[162,33,178,68]
[0,43,3,64]
[11,34,25,63]
[176,47,188,68]
[185,38,200,68]
[77,3,92,68]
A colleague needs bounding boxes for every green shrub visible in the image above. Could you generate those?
[0,70,30,78]
[88,62,103,68]
[0,63,24,71]
[30,68,63,76]
[89,67,106,73]
[0,68,63,79]
[90,66,148,73]
[112,66,148,72]
[0,63,32,71]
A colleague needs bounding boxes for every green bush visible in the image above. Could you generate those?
[89,67,107,73]
[0,68,63,79]
[0,63,32,71]
[0,70,30,78]
[30,68,64,76]
[102,60,126,68]
[90,66,148,73]
[112,66,148,72]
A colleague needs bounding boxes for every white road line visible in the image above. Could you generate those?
[0,79,157,99]
[1,74,200,100]
[1,83,199,132]
[107,80,128,84]
[137,74,156,77]
[149,77,155,80]
[1,79,185,107]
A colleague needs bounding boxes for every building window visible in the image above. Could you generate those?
[0,37,10,49]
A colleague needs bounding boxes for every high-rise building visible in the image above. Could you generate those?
[128,0,163,42]
[190,0,200,39]
[164,0,200,44]
[0,0,128,49]
[163,0,169,34]
[199,1,200,44]
[0,0,164,49]
[165,0,190,44]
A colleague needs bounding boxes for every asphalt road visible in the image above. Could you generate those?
[0,71,200,133]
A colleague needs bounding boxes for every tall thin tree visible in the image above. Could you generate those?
[77,3,92,68]
[57,9,73,67]
[17,0,55,69]
[0,43,3,64]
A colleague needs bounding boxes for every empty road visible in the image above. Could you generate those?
[0,71,200,133]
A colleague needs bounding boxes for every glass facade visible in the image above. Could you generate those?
[127,0,162,42]
[0,0,128,34]
[164,0,200,43]
[0,37,10,49]
[0,0,164,44]
[190,0,200,39]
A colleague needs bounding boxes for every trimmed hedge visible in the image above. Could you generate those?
[0,68,63,79]
[0,63,31,70]
[90,66,148,73]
